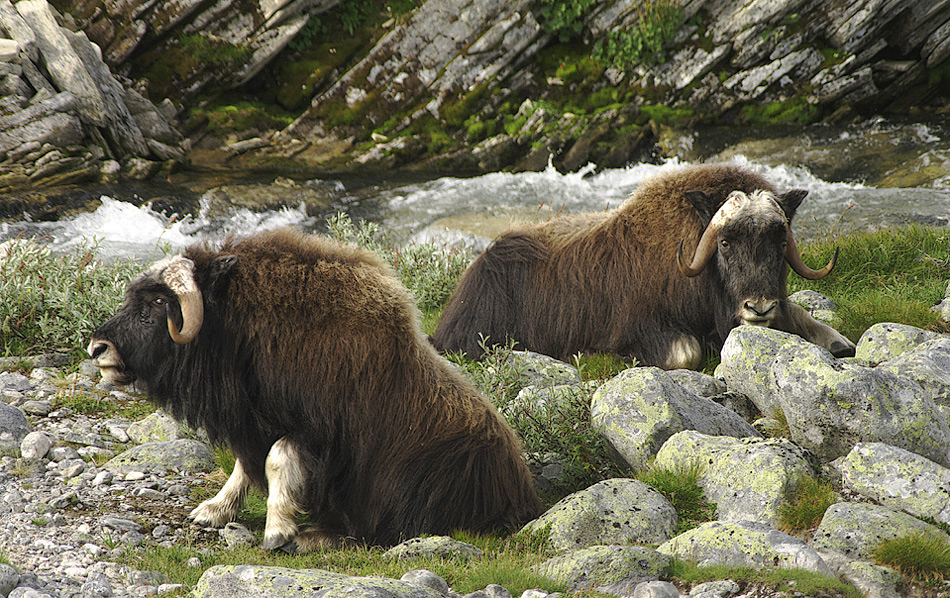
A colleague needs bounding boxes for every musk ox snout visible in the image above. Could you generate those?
[87,338,135,386]
[739,297,779,326]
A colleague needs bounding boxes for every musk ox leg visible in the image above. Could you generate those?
[782,303,856,358]
[189,457,249,526]
[261,437,306,551]
[662,335,703,370]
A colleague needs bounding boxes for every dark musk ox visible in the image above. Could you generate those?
[431,164,856,369]
[87,228,540,550]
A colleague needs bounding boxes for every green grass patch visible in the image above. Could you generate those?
[873,532,950,581]
[777,475,838,536]
[124,530,563,595]
[637,462,716,534]
[788,225,950,342]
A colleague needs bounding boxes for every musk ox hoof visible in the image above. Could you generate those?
[830,340,856,358]
[189,502,235,527]
[262,532,296,551]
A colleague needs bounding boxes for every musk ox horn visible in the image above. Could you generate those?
[785,228,837,280]
[677,222,720,277]
[161,257,204,344]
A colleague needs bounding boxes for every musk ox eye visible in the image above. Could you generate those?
[719,239,730,250]
[154,297,167,306]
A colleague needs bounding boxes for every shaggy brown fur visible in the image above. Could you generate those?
[431,164,799,367]
[89,228,540,546]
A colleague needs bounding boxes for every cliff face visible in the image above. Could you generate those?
[258,0,950,172]
[2,0,950,190]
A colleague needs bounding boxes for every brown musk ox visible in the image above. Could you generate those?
[430,163,856,369]
[87,228,540,550]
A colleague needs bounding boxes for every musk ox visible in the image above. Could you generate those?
[431,164,856,369]
[87,228,540,550]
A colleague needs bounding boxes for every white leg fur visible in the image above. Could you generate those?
[262,437,306,550]
[189,457,249,526]
[664,335,703,370]
[784,303,856,356]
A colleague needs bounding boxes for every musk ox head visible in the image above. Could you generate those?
[676,188,836,331]
[88,254,215,386]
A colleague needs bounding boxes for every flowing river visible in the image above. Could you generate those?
[2,119,949,264]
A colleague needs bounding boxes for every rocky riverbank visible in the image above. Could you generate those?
[3,311,950,597]
[3,0,950,194]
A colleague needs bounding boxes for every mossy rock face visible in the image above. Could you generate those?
[812,501,950,560]
[653,431,813,527]
[657,520,830,575]
[772,342,950,466]
[532,545,672,595]
[835,442,950,526]
[522,478,677,551]
[104,439,215,475]
[193,565,446,598]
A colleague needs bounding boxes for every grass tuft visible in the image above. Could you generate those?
[637,461,716,534]
[777,475,838,536]
[873,532,950,581]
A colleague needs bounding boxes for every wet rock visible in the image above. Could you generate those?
[522,478,677,551]
[591,367,759,472]
[532,545,672,595]
[653,431,813,527]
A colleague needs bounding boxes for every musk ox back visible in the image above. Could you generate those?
[88,228,540,550]
[431,164,855,369]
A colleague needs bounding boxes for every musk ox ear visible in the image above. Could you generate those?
[207,255,237,297]
[684,190,715,227]
[777,189,808,219]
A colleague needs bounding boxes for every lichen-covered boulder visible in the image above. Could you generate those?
[192,566,446,598]
[855,322,946,366]
[837,561,902,598]
[834,442,950,525]
[665,369,726,398]
[591,367,759,472]
[532,545,672,595]
[877,337,950,409]
[653,431,814,527]
[104,439,215,475]
[522,478,677,552]
[715,326,805,415]
[812,501,950,560]
[126,411,203,444]
[788,290,843,327]
[771,342,950,466]
[657,520,830,575]
[506,350,583,393]
[384,536,483,561]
